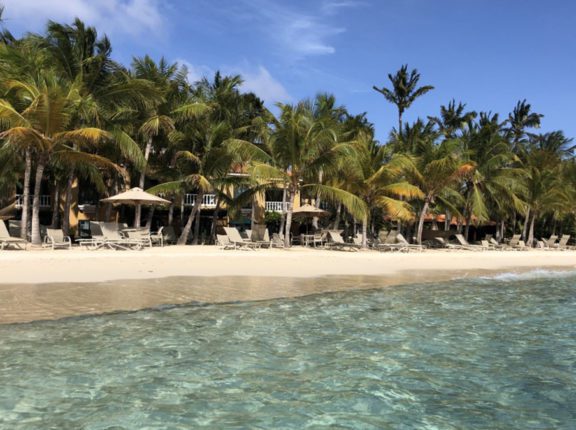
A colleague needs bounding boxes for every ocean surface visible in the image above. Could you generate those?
[1,270,575,429]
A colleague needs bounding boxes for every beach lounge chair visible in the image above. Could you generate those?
[125,228,153,248]
[43,228,72,250]
[503,234,529,251]
[480,240,496,250]
[95,222,141,250]
[326,231,360,251]
[217,234,236,250]
[434,237,465,250]
[223,227,259,250]
[0,220,27,250]
[150,227,164,247]
[395,233,425,252]
[541,235,558,249]
[375,230,407,252]
[554,234,571,250]
[251,225,271,248]
[454,234,484,251]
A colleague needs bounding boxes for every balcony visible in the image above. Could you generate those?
[265,201,289,213]
[15,194,51,209]
[183,193,217,208]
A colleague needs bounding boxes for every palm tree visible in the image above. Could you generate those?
[459,113,523,239]
[428,100,476,138]
[373,65,434,134]
[506,99,543,152]
[231,100,367,247]
[0,75,121,245]
[347,128,423,248]
[402,131,475,244]
[520,131,575,245]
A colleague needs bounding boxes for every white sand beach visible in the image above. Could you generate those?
[1,247,575,324]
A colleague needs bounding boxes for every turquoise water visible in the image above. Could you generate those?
[1,271,575,429]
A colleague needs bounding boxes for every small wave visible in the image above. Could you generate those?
[477,268,576,282]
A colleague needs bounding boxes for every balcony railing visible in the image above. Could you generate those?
[183,193,217,208]
[265,201,289,213]
[15,194,51,209]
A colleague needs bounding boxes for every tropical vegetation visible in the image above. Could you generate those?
[1,16,574,248]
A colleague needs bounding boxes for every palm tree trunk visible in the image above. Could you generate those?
[135,137,153,228]
[279,184,287,235]
[284,188,296,248]
[192,191,204,245]
[178,208,194,245]
[527,212,536,247]
[521,207,530,241]
[62,173,74,235]
[332,202,342,230]
[398,110,403,136]
[50,186,60,228]
[312,171,323,229]
[416,199,430,245]
[168,201,174,226]
[180,194,185,228]
[31,159,46,246]
[361,215,368,249]
[20,149,32,240]
[210,197,221,243]
[145,207,155,228]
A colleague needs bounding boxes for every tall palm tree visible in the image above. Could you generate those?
[506,99,543,153]
[373,65,434,134]
[428,99,476,138]
[230,100,367,247]
[348,129,423,248]
[520,131,575,245]
[403,132,475,244]
[0,76,121,244]
[459,114,523,239]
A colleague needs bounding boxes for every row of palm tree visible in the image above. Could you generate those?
[0,18,574,248]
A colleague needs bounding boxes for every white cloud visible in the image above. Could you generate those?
[235,0,348,58]
[239,66,291,103]
[177,59,291,104]
[321,0,363,15]
[3,0,166,37]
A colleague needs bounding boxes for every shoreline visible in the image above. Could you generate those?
[1,246,576,284]
[1,246,576,324]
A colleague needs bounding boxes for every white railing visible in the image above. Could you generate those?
[15,194,51,209]
[265,201,289,212]
[183,193,217,208]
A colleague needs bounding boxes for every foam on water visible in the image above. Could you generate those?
[476,268,576,282]
[1,273,575,429]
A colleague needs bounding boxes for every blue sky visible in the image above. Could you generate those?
[4,0,576,142]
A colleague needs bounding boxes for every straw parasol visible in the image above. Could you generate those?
[101,187,171,227]
[100,187,170,206]
[292,203,329,218]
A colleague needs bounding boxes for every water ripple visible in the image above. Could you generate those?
[1,274,576,429]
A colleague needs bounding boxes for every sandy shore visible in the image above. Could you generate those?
[1,246,575,324]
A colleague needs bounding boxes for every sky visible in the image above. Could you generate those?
[3,0,576,142]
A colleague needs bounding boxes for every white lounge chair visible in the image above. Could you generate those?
[43,228,72,250]
[454,234,484,251]
[223,227,259,250]
[326,231,360,251]
[0,220,27,250]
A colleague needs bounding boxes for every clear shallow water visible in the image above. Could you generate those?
[1,271,575,429]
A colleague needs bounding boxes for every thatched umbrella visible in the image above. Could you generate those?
[101,187,170,227]
[292,203,329,219]
[292,203,330,235]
